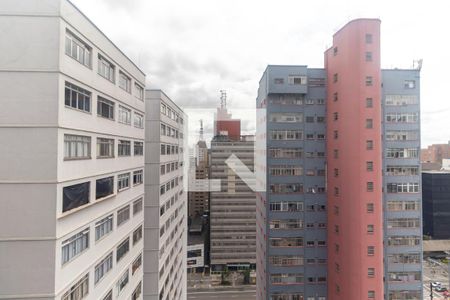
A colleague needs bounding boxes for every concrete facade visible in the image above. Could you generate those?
[209,135,256,271]
[0,1,146,299]
[256,66,328,300]
[143,90,187,300]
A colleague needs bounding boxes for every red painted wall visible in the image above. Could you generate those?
[325,19,384,300]
[215,119,241,140]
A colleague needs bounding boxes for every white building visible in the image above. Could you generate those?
[144,90,187,300]
[0,0,146,299]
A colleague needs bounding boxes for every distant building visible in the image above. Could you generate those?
[188,140,209,217]
[423,171,450,239]
[144,90,187,300]
[0,1,145,299]
[421,142,450,164]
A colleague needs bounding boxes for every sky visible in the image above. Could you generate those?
[71,0,450,148]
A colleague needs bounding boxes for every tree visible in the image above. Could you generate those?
[221,267,230,285]
[242,269,250,285]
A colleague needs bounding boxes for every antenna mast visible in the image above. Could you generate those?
[220,90,227,109]
[199,119,204,141]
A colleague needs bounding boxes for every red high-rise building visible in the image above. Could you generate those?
[325,19,384,300]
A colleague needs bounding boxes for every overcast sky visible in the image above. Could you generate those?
[72,0,450,148]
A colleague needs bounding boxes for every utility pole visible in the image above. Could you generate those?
[430,281,433,300]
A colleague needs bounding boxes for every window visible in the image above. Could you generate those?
[117,205,130,226]
[333,73,338,83]
[102,290,112,300]
[118,140,131,156]
[368,291,375,299]
[117,269,129,293]
[367,203,374,213]
[317,116,325,123]
[366,98,373,108]
[269,166,303,176]
[134,141,143,156]
[118,106,131,125]
[61,274,89,300]
[270,219,303,230]
[274,78,284,84]
[288,75,307,85]
[65,82,91,112]
[116,237,130,262]
[270,130,303,140]
[269,113,303,123]
[386,148,418,158]
[366,140,373,150]
[63,182,90,213]
[98,55,115,82]
[61,228,89,264]
[133,226,143,245]
[333,112,338,121]
[132,254,142,275]
[118,71,131,93]
[269,255,304,266]
[117,173,130,191]
[132,282,142,300]
[367,161,373,171]
[367,182,374,192]
[334,130,338,139]
[133,198,143,215]
[333,92,338,101]
[305,116,314,123]
[365,33,373,44]
[65,31,91,67]
[365,52,372,61]
[133,170,143,185]
[387,200,420,211]
[97,138,114,158]
[367,225,374,234]
[387,183,419,193]
[134,113,144,128]
[368,246,375,256]
[366,76,373,86]
[135,84,144,100]
[97,96,114,120]
[386,112,419,123]
[270,183,303,194]
[334,149,339,158]
[366,119,373,129]
[333,47,338,56]
[269,201,304,212]
[386,166,419,176]
[96,176,114,199]
[270,237,303,248]
[387,218,420,229]
[385,95,418,105]
[386,131,419,141]
[95,214,113,241]
[64,134,91,160]
[404,80,415,89]
[94,253,113,284]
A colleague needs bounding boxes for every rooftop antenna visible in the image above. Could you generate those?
[413,59,423,71]
[220,90,227,109]
[199,119,204,141]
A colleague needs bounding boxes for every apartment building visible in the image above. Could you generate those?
[256,66,328,300]
[423,171,450,239]
[210,134,256,272]
[188,140,209,217]
[144,90,187,300]
[256,19,422,300]
[0,1,145,299]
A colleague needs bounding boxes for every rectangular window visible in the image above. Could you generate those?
[132,254,142,275]
[367,225,374,234]
[368,246,375,256]
[64,134,91,160]
[65,82,91,112]
[117,269,129,293]
[134,113,144,128]
[366,76,373,86]
[333,47,338,56]
[65,31,91,68]
[270,237,303,247]
[387,200,420,211]
[385,112,419,123]
[118,140,131,156]
[133,170,143,185]
[333,92,338,101]
[118,71,131,93]
[94,252,113,284]
[97,138,114,158]
[366,98,373,108]
[367,182,374,192]
[63,182,90,213]
[98,55,115,82]
[270,183,303,194]
[97,96,114,120]
[133,198,143,215]
[367,161,373,171]
[274,78,284,84]
[367,203,374,213]
[134,141,143,156]
[117,173,130,191]
[118,106,131,125]
[61,274,89,300]
[368,291,375,299]
[288,75,307,85]
[386,130,419,141]
[366,140,373,150]
[270,130,303,140]
[116,237,130,262]
[96,176,114,199]
[333,73,338,83]
[61,228,89,264]
[117,205,130,226]
[366,119,373,129]
[404,80,415,89]
[135,84,144,100]
[365,52,372,61]
[133,226,143,245]
[365,33,373,44]
[102,290,112,300]
[269,113,303,123]
[385,95,418,105]
[387,183,419,193]
[386,148,418,158]
[132,282,142,300]
[95,214,113,241]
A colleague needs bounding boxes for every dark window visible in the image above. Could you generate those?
[366,140,373,150]
[333,73,338,83]
[63,182,90,212]
[116,237,130,262]
[366,98,373,108]
[65,82,91,112]
[365,34,373,44]
[97,96,114,120]
[96,176,114,199]
[365,52,372,61]
[333,47,338,56]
